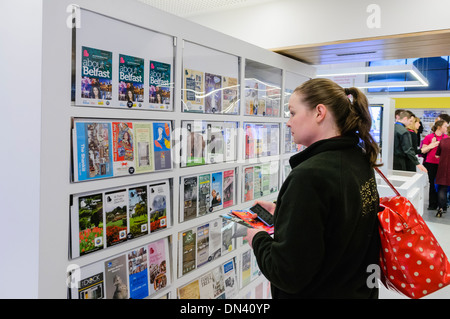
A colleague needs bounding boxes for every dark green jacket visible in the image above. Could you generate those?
[252,135,380,298]
[394,122,419,171]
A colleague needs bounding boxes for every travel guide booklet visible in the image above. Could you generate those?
[104,189,128,247]
[118,54,144,108]
[112,122,135,176]
[148,180,170,233]
[74,121,113,181]
[127,246,149,299]
[80,46,112,106]
[221,210,274,235]
[153,122,172,170]
[148,238,170,296]
[128,186,148,239]
[149,60,172,110]
[205,72,222,114]
[183,68,204,112]
[72,193,104,258]
[133,122,154,174]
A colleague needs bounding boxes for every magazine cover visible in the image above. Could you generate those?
[128,186,148,239]
[148,238,170,296]
[221,219,235,255]
[223,259,238,299]
[112,122,135,176]
[245,123,255,160]
[148,180,170,233]
[182,176,198,222]
[149,60,172,110]
[180,229,196,276]
[267,85,281,117]
[73,193,104,257]
[262,163,270,197]
[211,266,226,298]
[205,73,222,114]
[74,121,113,181]
[222,76,239,114]
[208,219,222,262]
[253,165,263,199]
[118,54,144,108]
[196,223,210,268]
[133,122,154,174]
[183,121,206,167]
[244,78,257,115]
[198,271,215,299]
[257,81,266,116]
[198,174,211,216]
[153,122,172,170]
[229,210,274,234]
[210,171,223,211]
[80,46,112,106]
[269,161,279,194]
[127,246,149,299]
[183,68,204,112]
[223,122,237,163]
[222,169,234,208]
[241,250,252,288]
[270,124,280,156]
[243,166,254,202]
[72,261,105,299]
[104,254,129,299]
[255,124,264,158]
[251,251,261,282]
[104,189,128,247]
[206,123,224,164]
[178,279,200,299]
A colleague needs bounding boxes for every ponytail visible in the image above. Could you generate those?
[342,86,381,168]
[294,78,381,168]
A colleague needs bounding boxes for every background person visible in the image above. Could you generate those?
[421,119,449,210]
[393,110,427,172]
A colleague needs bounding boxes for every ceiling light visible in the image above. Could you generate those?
[316,64,429,88]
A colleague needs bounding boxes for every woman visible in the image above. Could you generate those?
[421,120,448,210]
[244,78,381,298]
[405,115,422,171]
[435,136,450,217]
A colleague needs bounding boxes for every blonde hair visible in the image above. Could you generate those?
[406,116,419,133]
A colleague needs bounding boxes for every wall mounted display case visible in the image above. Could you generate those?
[35,0,314,299]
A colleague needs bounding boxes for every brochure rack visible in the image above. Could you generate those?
[38,0,314,298]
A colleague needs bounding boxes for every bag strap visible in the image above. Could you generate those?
[374,167,401,197]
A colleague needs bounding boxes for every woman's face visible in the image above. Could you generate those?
[286,92,318,146]
[439,122,449,134]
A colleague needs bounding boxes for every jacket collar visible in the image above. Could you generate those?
[289,135,360,169]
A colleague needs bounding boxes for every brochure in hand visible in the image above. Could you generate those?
[220,210,274,235]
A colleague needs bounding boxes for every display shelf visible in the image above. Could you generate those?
[38,0,314,298]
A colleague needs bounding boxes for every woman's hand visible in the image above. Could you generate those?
[243,228,264,248]
[254,200,276,215]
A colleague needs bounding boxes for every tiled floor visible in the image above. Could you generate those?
[379,203,450,299]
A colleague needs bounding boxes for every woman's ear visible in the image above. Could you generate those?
[315,104,327,123]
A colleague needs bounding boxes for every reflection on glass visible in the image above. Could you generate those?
[244,60,282,117]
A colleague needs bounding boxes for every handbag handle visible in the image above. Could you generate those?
[374,167,401,197]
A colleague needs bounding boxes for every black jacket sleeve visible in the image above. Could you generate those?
[252,168,329,294]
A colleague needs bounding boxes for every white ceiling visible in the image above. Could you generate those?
[137,0,277,17]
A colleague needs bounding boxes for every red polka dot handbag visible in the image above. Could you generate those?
[375,167,450,298]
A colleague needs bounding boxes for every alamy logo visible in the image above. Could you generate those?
[366,4,381,29]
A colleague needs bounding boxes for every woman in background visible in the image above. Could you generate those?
[405,115,422,171]
[421,120,449,210]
